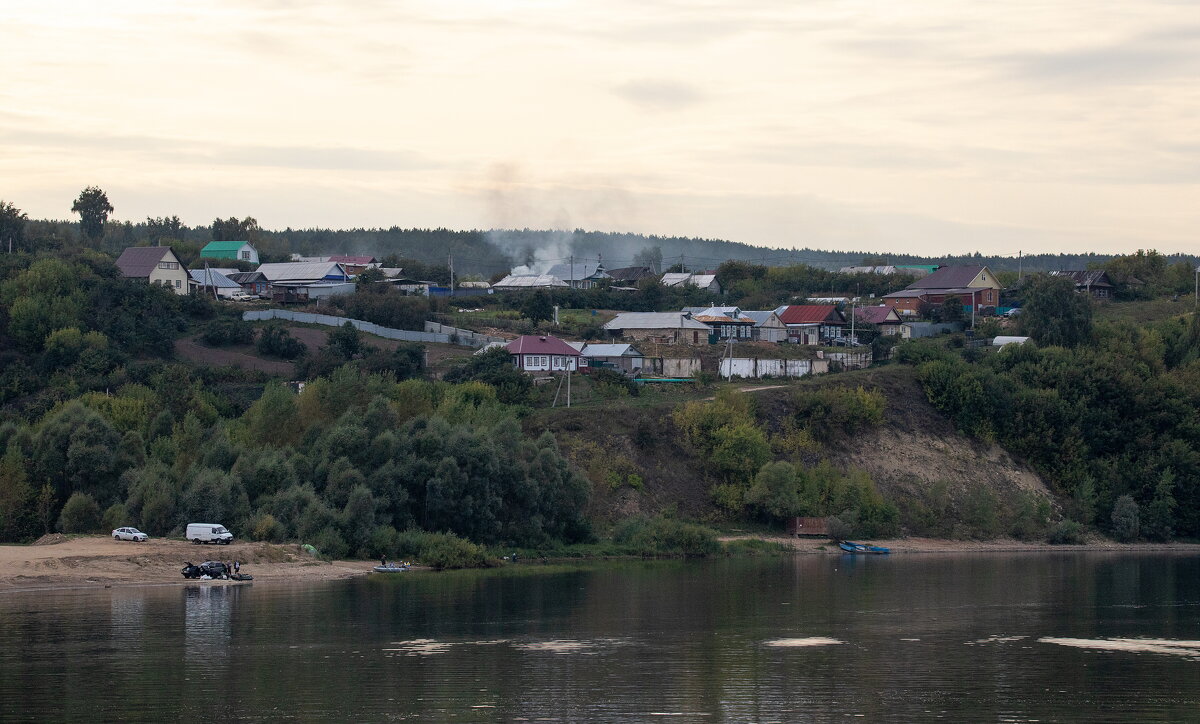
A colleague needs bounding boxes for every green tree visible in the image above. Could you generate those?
[211,216,260,242]
[328,322,363,358]
[58,492,101,533]
[520,290,554,323]
[1111,494,1140,542]
[0,200,27,252]
[71,187,114,240]
[1019,274,1093,347]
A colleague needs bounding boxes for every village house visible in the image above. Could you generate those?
[492,274,570,291]
[602,311,712,345]
[740,310,789,343]
[853,305,903,335]
[661,272,722,294]
[114,246,190,295]
[776,305,847,344]
[188,268,242,298]
[200,240,259,264]
[1047,270,1115,299]
[578,343,645,374]
[683,306,755,340]
[544,261,611,290]
[604,266,656,286]
[505,335,581,373]
[881,265,1002,316]
[225,270,269,297]
[256,261,353,302]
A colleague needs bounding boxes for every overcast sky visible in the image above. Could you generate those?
[3,0,1198,255]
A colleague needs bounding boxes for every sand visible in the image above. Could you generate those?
[0,535,374,594]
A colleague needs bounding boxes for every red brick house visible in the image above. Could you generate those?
[881,265,1002,316]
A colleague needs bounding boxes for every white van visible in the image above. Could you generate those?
[187,523,234,545]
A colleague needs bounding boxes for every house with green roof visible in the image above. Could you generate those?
[200,240,259,264]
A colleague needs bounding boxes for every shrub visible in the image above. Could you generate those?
[101,503,131,532]
[392,529,493,569]
[590,367,638,398]
[256,324,306,360]
[612,517,721,557]
[310,526,349,560]
[58,492,101,533]
[826,514,855,541]
[250,513,286,542]
[1047,519,1085,545]
[1111,495,1140,542]
[201,318,254,347]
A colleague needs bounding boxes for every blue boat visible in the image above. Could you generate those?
[838,541,890,555]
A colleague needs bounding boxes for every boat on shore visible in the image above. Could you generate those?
[372,564,410,573]
[838,541,890,555]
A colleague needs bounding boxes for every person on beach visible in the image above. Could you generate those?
[380,555,387,568]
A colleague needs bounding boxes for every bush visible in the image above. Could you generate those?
[1111,495,1140,542]
[309,526,349,560]
[58,492,101,533]
[826,514,855,541]
[392,529,493,569]
[612,517,721,557]
[590,367,638,397]
[1047,519,1085,544]
[201,317,254,347]
[256,324,306,360]
[101,503,131,532]
[250,512,286,542]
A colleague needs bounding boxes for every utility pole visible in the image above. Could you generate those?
[1018,250,1023,280]
[448,253,454,295]
[569,254,574,290]
[566,368,571,408]
[850,300,855,344]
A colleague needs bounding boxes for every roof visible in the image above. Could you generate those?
[328,255,379,265]
[256,261,348,282]
[691,274,718,288]
[777,305,844,325]
[740,311,780,326]
[854,306,900,324]
[115,246,173,278]
[1048,270,1113,287]
[605,266,655,282]
[201,241,252,252]
[694,314,749,324]
[225,271,265,283]
[907,265,990,290]
[188,269,241,288]
[544,263,609,282]
[881,289,929,299]
[580,343,642,357]
[661,272,692,286]
[493,274,570,288]
[505,335,581,356]
[602,312,710,330]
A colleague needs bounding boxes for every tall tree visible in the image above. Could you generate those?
[145,215,182,244]
[1019,274,1093,347]
[0,201,27,252]
[71,187,114,241]
[211,216,260,242]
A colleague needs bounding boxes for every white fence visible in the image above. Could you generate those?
[243,309,494,347]
[718,358,830,379]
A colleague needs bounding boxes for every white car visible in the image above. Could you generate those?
[112,527,148,542]
[230,294,258,302]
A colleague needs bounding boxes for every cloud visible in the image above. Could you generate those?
[612,79,706,110]
[1000,27,1200,86]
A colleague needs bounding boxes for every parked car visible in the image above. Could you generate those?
[181,561,229,579]
[186,523,233,545]
[1004,308,1022,317]
[112,527,148,542]
[230,293,258,301]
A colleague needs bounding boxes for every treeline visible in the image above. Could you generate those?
[902,313,1200,540]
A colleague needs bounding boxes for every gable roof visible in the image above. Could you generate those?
[505,335,581,356]
[580,343,642,357]
[603,312,710,330]
[201,241,252,252]
[188,269,241,288]
[854,306,901,324]
[1048,270,1113,287]
[605,266,655,282]
[328,255,379,265]
[115,246,174,278]
[740,311,782,326]
[777,305,844,325]
[545,262,609,282]
[256,261,348,282]
[493,274,569,288]
[225,271,265,283]
[907,265,991,290]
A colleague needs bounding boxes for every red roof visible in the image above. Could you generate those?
[504,335,581,356]
[777,305,843,325]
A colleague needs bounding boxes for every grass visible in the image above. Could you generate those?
[1094,297,1197,324]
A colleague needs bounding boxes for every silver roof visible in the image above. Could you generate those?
[603,312,710,330]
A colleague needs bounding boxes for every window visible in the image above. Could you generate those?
[174,279,181,288]
[157,261,178,269]
[241,251,250,260]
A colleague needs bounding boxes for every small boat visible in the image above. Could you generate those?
[838,541,890,555]
[372,565,410,573]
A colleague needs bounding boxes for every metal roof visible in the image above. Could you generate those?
[328,255,379,264]
[201,241,253,254]
[739,311,781,326]
[188,269,241,288]
[907,265,991,290]
[605,266,655,282]
[603,312,711,330]
[493,274,569,288]
[854,306,900,324]
[256,261,348,282]
[115,246,176,278]
[778,305,844,325]
[1048,270,1113,287]
[580,343,642,357]
[505,335,582,355]
[544,263,609,282]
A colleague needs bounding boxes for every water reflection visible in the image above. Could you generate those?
[0,554,1197,722]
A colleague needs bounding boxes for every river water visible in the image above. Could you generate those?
[1,553,1198,722]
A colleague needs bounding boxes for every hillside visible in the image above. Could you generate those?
[530,365,1052,537]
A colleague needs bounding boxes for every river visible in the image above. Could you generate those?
[1,553,1198,722]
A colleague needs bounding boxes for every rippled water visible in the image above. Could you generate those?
[1,553,1198,722]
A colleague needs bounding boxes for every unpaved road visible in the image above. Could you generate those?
[0,536,375,593]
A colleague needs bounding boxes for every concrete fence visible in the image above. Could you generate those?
[243,309,495,347]
[719,357,831,379]
[422,322,508,348]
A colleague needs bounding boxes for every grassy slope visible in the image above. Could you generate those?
[528,365,1052,534]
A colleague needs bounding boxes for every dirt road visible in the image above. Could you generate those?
[0,535,374,594]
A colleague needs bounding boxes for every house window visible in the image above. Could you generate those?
[241,251,250,260]
[174,279,181,288]
[158,261,178,269]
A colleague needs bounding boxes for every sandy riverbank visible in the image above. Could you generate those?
[0,535,376,594]
[724,534,1200,554]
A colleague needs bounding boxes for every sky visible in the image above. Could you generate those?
[2,0,1198,256]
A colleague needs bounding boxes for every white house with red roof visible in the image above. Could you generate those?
[505,334,582,373]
